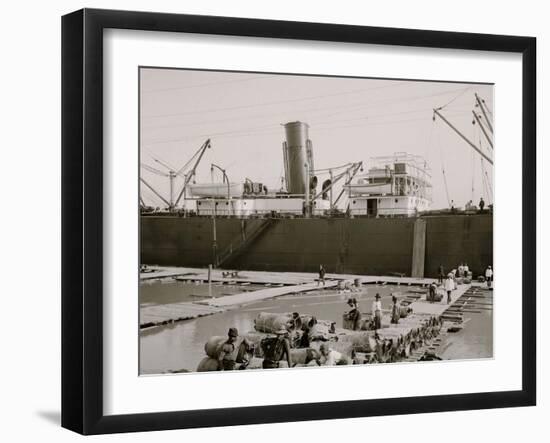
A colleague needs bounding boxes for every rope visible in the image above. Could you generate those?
[437,87,471,111]
[436,123,451,207]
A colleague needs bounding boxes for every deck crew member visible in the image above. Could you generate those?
[479,197,485,211]
[438,264,445,284]
[485,265,493,288]
[444,274,454,304]
[262,328,293,369]
[218,327,239,371]
[390,295,400,324]
[318,265,326,286]
[372,293,382,330]
[463,263,469,277]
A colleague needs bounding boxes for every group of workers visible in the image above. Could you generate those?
[215,326,293,371]
[345,292,402,331]
[216,321,345,371]
[450,197,487,212]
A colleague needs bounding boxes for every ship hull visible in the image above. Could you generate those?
[140,214,493,278]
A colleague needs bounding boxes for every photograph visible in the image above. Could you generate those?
[138,67,494,375]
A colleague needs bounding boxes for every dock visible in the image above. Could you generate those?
[140,302,224,329]
[204,281,339,307]
[140,266,436,287]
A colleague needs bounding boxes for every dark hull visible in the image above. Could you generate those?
[140,214,493,278]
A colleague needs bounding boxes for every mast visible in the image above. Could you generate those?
[475,93,493,134]
[472,110,494,149]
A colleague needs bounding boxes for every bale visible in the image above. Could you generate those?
[204,336,227,359]
[290,348,322,366]
[399,306,413,318]
[300,314,318,329]
[254,312,302,333]
[337,331,377,353]
[196,356,220,372]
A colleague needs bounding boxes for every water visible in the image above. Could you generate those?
[139,282,397,374]
[140,279,265,305]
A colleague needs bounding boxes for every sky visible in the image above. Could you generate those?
[139,68,494,210]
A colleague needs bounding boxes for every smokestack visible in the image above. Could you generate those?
[282,121,314,195]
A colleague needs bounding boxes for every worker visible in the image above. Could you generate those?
[450,200,455,212]
[463,263,470,277]
[319,343,344,366]
[346,298,362,331]
[262,328,293,369]
[485,265,493,288]
[458,263,464,277]
[318,264,326,286]
[479,197,485,211]
[217,327,239,371]
[444,273,454,304]
[299,316,317,348]
[390,295,400,324]
[428,282,437,303]
[438,264,445,284]
[372,293,382,330]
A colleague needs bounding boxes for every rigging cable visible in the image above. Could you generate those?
[435,120,451,207]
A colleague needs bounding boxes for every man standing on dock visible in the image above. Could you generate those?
[485,265,493,288]
[390,295,400,324]
[347,298,361,331]
[372,293,382,330]
[318,264,326,286]
[438,264,445,284]
[479,197,485,212]
[444,274,454,304]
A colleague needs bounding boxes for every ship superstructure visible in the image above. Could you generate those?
[346,154,432,217]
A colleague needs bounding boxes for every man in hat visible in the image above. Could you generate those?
[346,298,361,331]
[262,328,293,369]
[444,273,454,304]
[390,295,400,324]
[428,281,438,303]
[372,293,382,330]
[318,264,326,286]
[218,327,239,371]
[485,265,493,288]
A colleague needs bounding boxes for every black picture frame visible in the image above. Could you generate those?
[62,8,536,435]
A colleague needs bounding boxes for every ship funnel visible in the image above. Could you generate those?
[282,121,315,195]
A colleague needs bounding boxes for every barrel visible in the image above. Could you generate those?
[196,356,220,372]
[204,336,227,359]
[254,312,302,333]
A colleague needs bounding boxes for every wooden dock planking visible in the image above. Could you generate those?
[204,281,339,308]
[140,302,224,328]
[140,266,437,287]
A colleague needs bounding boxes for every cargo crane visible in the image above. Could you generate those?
[432,107,493,165]
[140,138,211,211]
[173,138,211,208]
[433,93,494,207]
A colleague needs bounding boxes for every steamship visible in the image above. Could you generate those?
[140,121,493,278]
